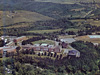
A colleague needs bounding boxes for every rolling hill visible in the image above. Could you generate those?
[0,0,98,36]
[0,1,91,19]
[0,10,53,26]
[35,0,100,4]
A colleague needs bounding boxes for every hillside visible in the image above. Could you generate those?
[0,0,100,4]
[0,10,53,26]
[35,0,100,4]
[0,1,91,19]
[17,2,90,19]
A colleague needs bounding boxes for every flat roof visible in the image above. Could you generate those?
[2,46,17,51]
[60,38,76,43]
[16,36,26,40]
[41,43,48,46]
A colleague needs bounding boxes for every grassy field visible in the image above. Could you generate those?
[71,19,100,26]
[32,40,55,45]
[75,35,100,43]
[4,23,31,29]
[58,35,76,39]
[88,20,100,26]
[26,29,62,34]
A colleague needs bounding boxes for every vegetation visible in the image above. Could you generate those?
[91,8,100,17]
[35,0,100,3]
[2,17,100,38]
[1,41,100,75]
[0,18,74,37]
[22,36,46,45]
[0,10,53,27]
[0,40,4,47]
[26,29,62,34]
[1,0,100,75]
[0,1,91,19]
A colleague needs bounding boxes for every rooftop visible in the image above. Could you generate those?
[60,38,76,43]
[0,46,17,51]
[68,50,80,57]
[41,43,48,46]
[88,35,100,38]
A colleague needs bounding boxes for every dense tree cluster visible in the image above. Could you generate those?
[22,36,46,45]
[0,40,4,47]
[0,19,74,36]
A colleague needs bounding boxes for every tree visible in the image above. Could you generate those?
[0,53,2,58]
[54,53,57,57]
[38,53,41,56]
[0,66,3,74]
[32,49,35,54]
[57,66,66,73]
[44,52,47,56]
[0,40,4,47]
[12,70,16,75]
[56,55,59,59]
[75,71,84,75]
[60,54,63,59]
[18,68,23,75]
[13,39,17,45]
[16,46,21,55]
[50,53,53,57]
[15,62,21,72]
[48,52,51,56]
[42,53,44,56]
[22,41,27,45]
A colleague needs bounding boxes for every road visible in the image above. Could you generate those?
[55,41,59,46]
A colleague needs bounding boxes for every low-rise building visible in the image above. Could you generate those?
[60,38,76,43]
[40,47,48,51]
[54,46,61,53]
[61,42,68,48]
[22,44,61,53]
[68,50,80,57]
[41,43,48,47]
[0,46,17,54]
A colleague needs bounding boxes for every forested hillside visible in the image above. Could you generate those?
[0,1,91,19]
[35,0,100,3]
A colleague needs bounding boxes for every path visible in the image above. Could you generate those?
[83,10,93,18]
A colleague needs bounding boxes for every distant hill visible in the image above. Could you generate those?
[35,0,100,4]
[0,1,93,19]
[0,0,100,3]
[0,10,53,26]
[0,1,90,19]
